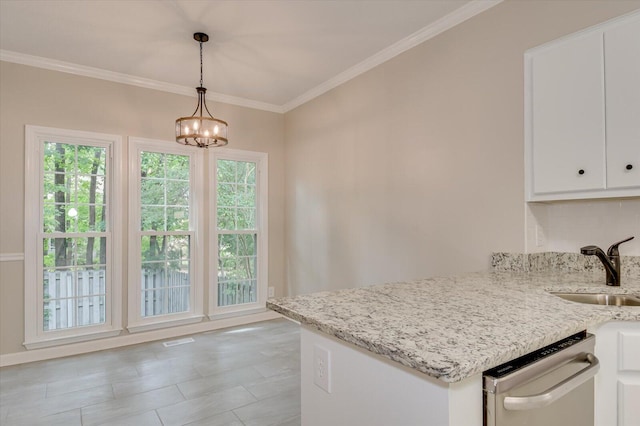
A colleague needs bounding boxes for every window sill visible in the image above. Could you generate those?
[208,306,268,320]
[127,315,205,334]
[24,328,123,350]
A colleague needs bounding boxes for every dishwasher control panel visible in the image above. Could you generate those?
[484,330,588,379]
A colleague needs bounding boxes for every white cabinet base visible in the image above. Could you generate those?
[591,321,640,426]
[618,380,640,426]
[300,326,482,426]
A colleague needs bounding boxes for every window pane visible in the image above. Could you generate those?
[140,262,190,317]
[42,141,108,233]
[139,234,190,317]
[43,268,106,331]
[43,173,71,203]
[76,146,106,177]
[140,235,190,264]
[217,233,257,307]
[216,160,257,231]
[43,237,73,267]
[72,204,106,233]
[218,280,257,307]
[238,184,256,207]
[217,207,236,230]
[166,180,189,206]
[139,152,191,232]
[235,161,256,185]
[43,237,106,268]
[76,237,106,266]
[238,233,257,256]
[141,178,165,205]
[217,183,234,207]
[167,207,189,231]
[237,208,256,230]
[217,159,236,183]
[141,152,165,179]
[43,204,62,233]
[76,175,105,206]
[166,235,190,261]
[141,235,166,263]
[141,206,165,231]
[218,234,236,259]
[43,142,75,173]
[166,155,190,180]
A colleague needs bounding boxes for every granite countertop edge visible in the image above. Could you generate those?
[267,269,640,384]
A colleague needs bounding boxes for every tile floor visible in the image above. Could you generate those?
[0,318,301,426]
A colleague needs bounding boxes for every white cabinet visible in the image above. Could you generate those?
[605,18,640,190]
[592,321,640,426]
[525,12,640,201]
[300,326,482,426]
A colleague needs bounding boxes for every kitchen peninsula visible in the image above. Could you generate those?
[267,253,640,425]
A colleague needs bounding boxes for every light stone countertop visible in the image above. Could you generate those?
[267,268,640,383]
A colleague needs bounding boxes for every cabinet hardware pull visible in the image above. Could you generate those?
[578,169,585,175]
[626,164,633,170]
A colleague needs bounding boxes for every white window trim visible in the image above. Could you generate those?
[24,125,123,349]
[127,137,204,333]
[209,148,269,319]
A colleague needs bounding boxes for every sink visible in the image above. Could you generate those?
[551,292,640,306]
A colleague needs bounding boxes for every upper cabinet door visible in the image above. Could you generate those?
[531,31,606,195]
[604,17,640,189]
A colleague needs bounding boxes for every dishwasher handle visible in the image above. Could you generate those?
[503,353,599,411]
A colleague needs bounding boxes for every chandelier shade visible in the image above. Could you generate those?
[176,32,228,148]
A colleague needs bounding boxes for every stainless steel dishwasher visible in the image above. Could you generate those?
[483,331,599,426]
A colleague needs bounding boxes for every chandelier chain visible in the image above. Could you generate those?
[199,40,204,88]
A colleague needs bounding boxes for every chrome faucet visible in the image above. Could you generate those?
[580,236,634,286]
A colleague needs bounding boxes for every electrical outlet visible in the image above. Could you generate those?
[313,345,331,393]
[268,286,275,297]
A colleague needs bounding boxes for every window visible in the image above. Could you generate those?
[24,126,122,349]
[128,137,204,332]
[24,129,268,346]
[210,149,268,317]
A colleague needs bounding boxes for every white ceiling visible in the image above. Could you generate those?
[0,0,499,112]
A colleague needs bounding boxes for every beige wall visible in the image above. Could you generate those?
[0,62,285,355]
[283,0,640,296]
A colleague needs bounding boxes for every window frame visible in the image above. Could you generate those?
[24,125,123,349]
[127,137,204,332]
[209,148,268,318]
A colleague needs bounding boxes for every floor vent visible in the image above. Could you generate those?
[162,337,195,348]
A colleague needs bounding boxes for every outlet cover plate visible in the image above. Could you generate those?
[313,345,331,393]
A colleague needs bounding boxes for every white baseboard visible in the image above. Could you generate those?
[0,310,282,367]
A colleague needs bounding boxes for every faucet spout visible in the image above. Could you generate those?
[580,245,619,285]
[580,236,634,286]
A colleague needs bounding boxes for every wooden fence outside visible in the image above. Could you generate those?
[44,269,106,330]
[218,279,257,306]
[44,270,258,330]
[141,269,190,317]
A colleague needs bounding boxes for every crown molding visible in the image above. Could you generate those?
[281,0,503,112]
[0,50,284,114]
[1,0,501,115]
